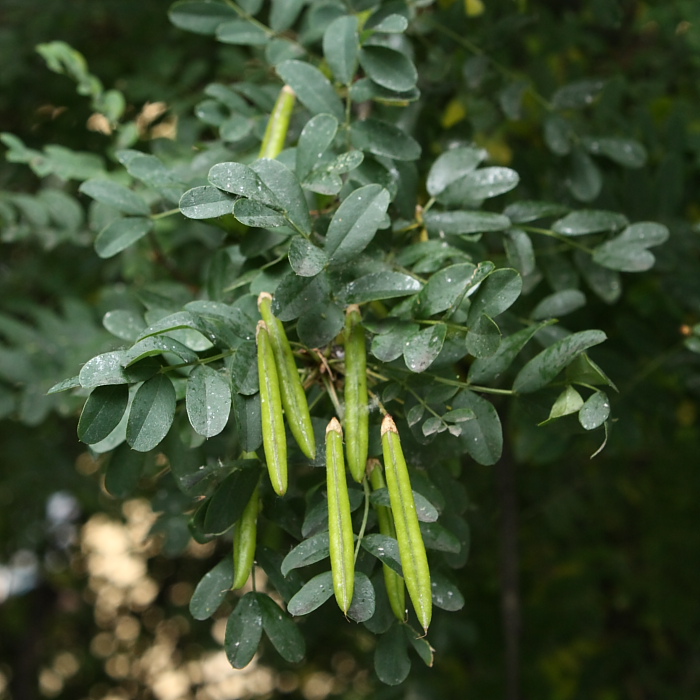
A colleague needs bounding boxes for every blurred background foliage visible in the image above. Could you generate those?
[1,1,700,699]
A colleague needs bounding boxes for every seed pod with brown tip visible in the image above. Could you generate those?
[344,305,369,482]
[258,292,316,460]
[256,320,287,496]
[381,414,432,632]
[326,417,355,614]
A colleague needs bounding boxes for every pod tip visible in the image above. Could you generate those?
[381,414,398,435]
[327,417,343,435]
[255,319,268,339]
[257,291,273,310]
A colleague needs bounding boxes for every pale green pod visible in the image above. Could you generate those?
[344,305,369,482]
[259,85,296,159]
[369,460,407,622]
[232,483,260,590]
[258,292,316,459]
[326,417,355,614]
[256,320,287,496]
[381,414,432,632]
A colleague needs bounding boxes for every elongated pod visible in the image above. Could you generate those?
[256,320,287,496]
[344,305,369,482]
[259,85,296,160]
[381,414,432,632]
[326,418,355,614]
[258,292,316,460]
[232,483,260,589]
[368,460,406,622]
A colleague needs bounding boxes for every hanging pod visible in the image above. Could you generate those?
[344,305,369,482]
[326,417,355,614]
[368,460,407,622]
[381,414,432,632]
[258,292,316,460]
[256,320,287,496]
[232,481,260,590]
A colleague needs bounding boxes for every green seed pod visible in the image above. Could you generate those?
[232,483,260,590]
[344,305,369,482]
[381,414,432,632]
[258,292,316,460]
[256,320,287,496]
[326,417,355,614]
[368,460,406,622]
[259,85,296,160]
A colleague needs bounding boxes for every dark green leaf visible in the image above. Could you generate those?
[79,179,150,216]
[251,158,312,236]
[273,272,330,321]
[416,262,476,317]
[371,321,420,362]
[261,592,308,661]
[423,210,511,235]
[465,314,501,358]
[190,558,234,620]
[405,625,434,667]
[287,571,335,616]
[375,623,411,686]
[454,390,503,465]
[420,521,461,553]
[169,0,238,35]
[297,301,345,348]
[345,271,422,303]
[78,384,129,444]
[225,593,263,668]
[513,329,607,393]
[574,252,622,304]
[79,350,130,387]
[543,114,573,155]
[347,572,375,623]
[431,571,465,611]
[504,229,536,276]
[531,289,586,320]
[438,167,520,205]
[228,340,259,395]
[233,392,263,452]
[552,210,629,236]
[270,0,305,31]
[281,531,331,576]
[104,443,144,498]
[567,148,602,202]
[404,323,447,373]
[122,336,199,366]
[325,184,390,263]
[323,15,359,85]
[208,161,277,206]
[95,217,153,258]
[579,390,610,430]
[361,533,403,577]
[351,118,421,161]
[289,237,327,277]
[370,488,439,523]
[583,136,647,168]
[233,199,287,227]
[467,268,522,323]
[541,385,584,424]
[277,60,345,121]
[503,200,569,224]
[103,309,146,341]
[186,365,232,438]
[256,546,304,603]
[551,79,605,110]
[126,374,176,452]
[359,46,417,92]
[296,113,338,181]
[426,146,484,197]
[180,185,235,219]
[203,467,260,535]
[216,19,268,45]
